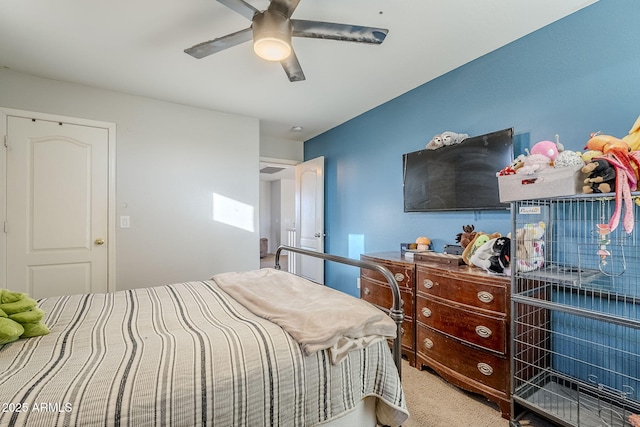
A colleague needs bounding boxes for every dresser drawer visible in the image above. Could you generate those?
[417,267,507,314]
[416,325,508,392]
[361,283,415,361]
[416,294,507,354]
[361,277,414,316]
[360,259,414,289]
[398,317,415,352]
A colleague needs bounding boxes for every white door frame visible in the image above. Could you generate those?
[295,156,324,283]
[0,107,117,292]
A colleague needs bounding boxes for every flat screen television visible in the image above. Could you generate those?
[402,128,513,212]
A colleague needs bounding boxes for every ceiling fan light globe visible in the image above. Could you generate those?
[254,37,291,61]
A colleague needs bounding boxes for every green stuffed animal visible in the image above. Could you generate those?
[0,317,25,345]
[0,289,49,345]
[461,231,502,266]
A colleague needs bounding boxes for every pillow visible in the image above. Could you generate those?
[9,307,45,324]
[0,296,37,315]
[0,317,24,345]
[0,289,50,342]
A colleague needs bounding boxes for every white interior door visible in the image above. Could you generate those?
[295,156,324,283]
[3,113,112,298]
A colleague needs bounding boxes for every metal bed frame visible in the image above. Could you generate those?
[274,245,405,378]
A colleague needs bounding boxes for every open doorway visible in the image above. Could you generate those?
[259,158,297,271]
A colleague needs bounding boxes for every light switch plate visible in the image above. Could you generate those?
[120,216,130,228]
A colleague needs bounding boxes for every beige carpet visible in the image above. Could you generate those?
[399,361,557,426]
[400,360,510,427]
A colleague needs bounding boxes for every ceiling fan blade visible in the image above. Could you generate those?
[217,0,260,20]
[281,50,305,82]
[291,20,388,44]
[267,0,300,19]
[184,28,252,59]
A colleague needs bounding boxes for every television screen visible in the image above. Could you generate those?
[402,128,513,212]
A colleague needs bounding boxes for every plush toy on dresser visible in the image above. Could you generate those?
[469,236,511,275]
[455,224,477,248]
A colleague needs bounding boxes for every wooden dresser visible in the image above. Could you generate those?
[415,262,511,419]
[360,252,416,367]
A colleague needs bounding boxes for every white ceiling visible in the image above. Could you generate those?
[0,0,596,144]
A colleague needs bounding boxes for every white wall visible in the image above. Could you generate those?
[260,135,303,160]
[0,69,260,290]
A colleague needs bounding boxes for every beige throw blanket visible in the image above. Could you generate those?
[212,268,397,364]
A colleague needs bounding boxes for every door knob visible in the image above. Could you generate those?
[95,238,105,245]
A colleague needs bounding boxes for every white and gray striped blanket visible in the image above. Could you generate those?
[0,280,408,427]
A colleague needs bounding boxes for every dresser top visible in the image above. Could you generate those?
[361,251,510,283]
[361,251,409,263]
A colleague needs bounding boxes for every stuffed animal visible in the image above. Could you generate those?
[455,224,477,248]
[582,149,604,162]
[585,132,639,233]
[516,153,552,175]
[415,236,431,251]
[0,289,49,345]
[582,158,616,194]
[515,222,545,272]
[440,131,468,146]
[622,115,640,151]
[554,150,585,168]
[585,133,629,154]
[461,231,501,266]
[426,131,468,149]
[531,140,559,161]
[425,134,443,150]
[470,237,511,274]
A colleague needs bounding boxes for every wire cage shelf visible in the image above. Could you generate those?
[511,195,640,427]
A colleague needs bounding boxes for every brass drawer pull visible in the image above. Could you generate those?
[475,325,492,338]
[477,362,494,376]
[423,338,434,349]
[477,291,494,303]
[394,273,405,282]
[421,307,432,318]
[422,279,434,289]
[363,287,370,295]
[400,327,405,336]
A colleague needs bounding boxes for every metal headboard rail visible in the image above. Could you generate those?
[274,245,404,378]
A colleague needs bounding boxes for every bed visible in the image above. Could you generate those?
[0,246,408,427]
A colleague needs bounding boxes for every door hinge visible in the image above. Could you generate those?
[3,221,6,233]
[3,135,6,148]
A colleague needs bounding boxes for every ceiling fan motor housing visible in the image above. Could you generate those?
[252,11,293,61]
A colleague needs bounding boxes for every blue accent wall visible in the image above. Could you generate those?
[304,0,640,296]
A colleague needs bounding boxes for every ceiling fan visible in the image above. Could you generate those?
[184,0,389,82]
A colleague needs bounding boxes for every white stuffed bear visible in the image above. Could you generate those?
[425,134,443,150]
[441,131,469,146]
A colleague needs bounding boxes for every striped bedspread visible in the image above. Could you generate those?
[0,280,408,427]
